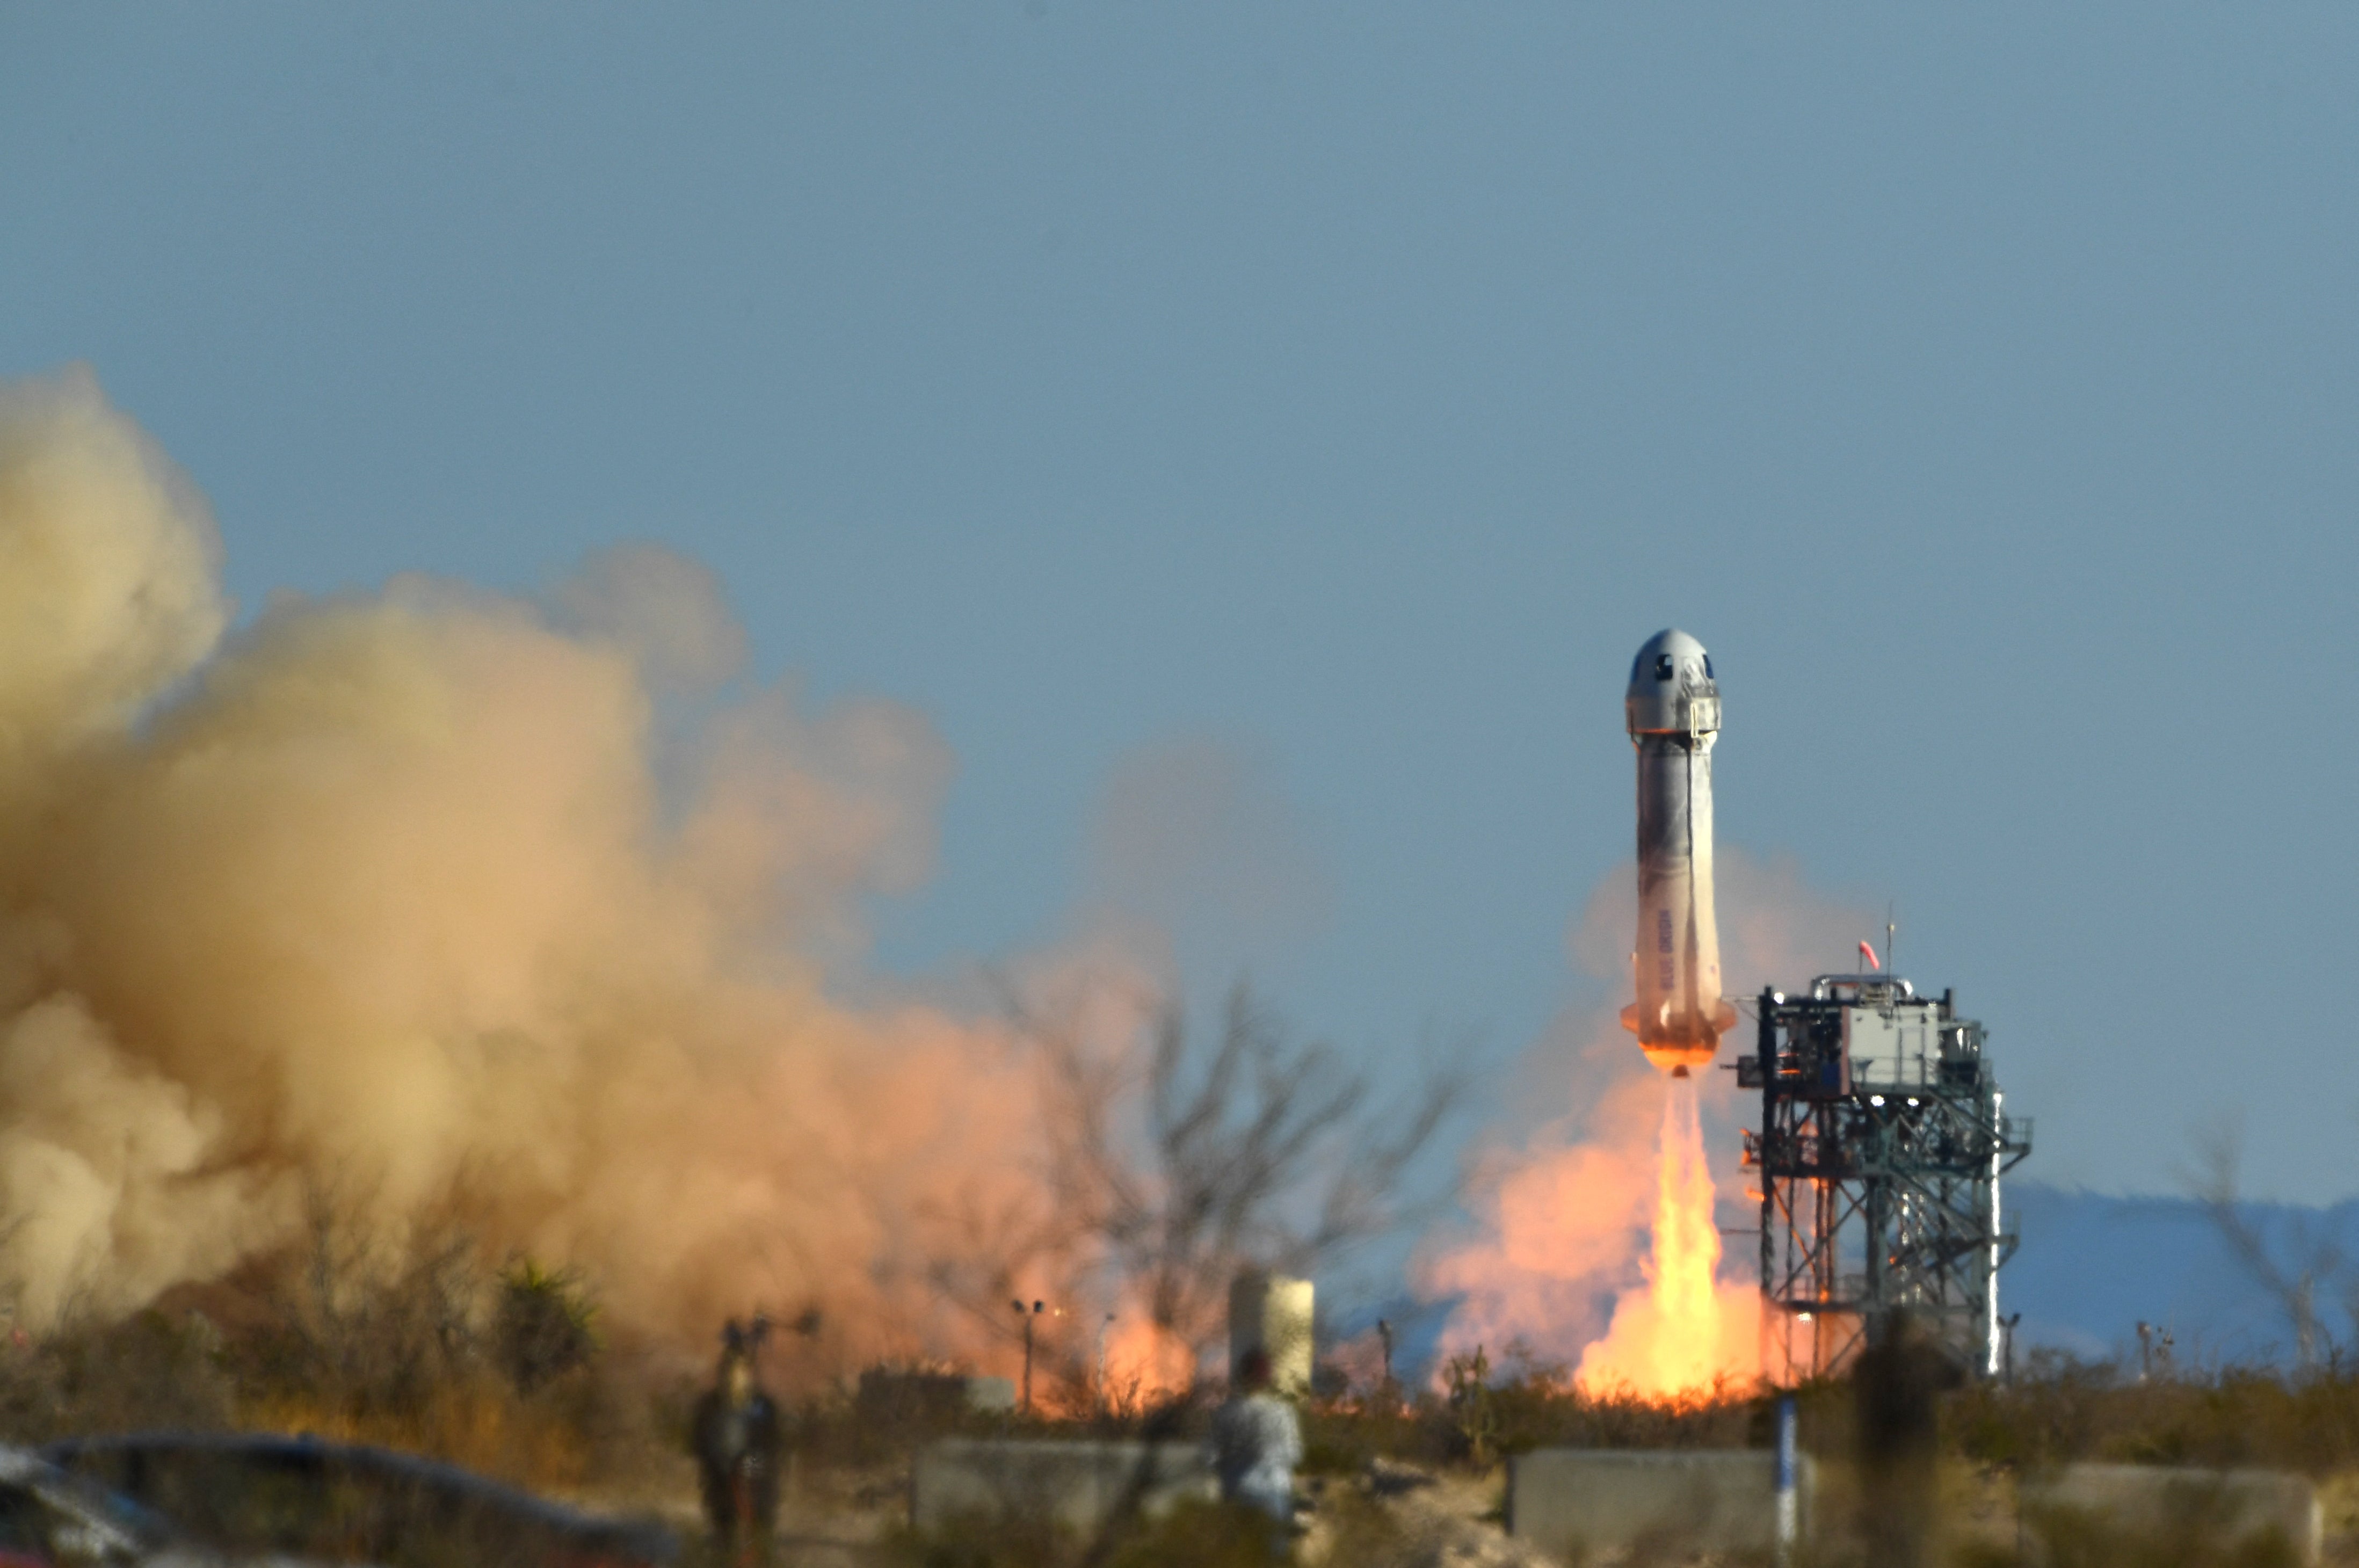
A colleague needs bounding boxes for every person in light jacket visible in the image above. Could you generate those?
[1207,1346,1302,1545]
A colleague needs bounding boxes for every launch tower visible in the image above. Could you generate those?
[1741,975,2031,1382]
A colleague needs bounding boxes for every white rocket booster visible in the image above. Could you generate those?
[1620,629,1736,1076]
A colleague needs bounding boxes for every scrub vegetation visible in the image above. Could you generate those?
[8,1257,2359,1567]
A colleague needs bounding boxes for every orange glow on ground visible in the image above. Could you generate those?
[1096,1314,1195,1406]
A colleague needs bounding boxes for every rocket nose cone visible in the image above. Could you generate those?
[1628,629,1708,688]
[1625,629,1719,734]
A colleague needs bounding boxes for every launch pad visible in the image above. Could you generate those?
[1610,630,2032,1383]
[1740,975,2032,1382]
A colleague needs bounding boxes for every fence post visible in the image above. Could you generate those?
[1774,1393,1799,1566]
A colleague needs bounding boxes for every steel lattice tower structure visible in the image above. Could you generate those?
[1741,976,2032,1382]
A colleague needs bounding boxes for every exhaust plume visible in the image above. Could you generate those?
[0,368,1061,1355]
[1570,1077,1758,1396]
[1420,851,1874,1395]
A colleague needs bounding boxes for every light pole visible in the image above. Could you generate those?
[1012,1298,1044,1411]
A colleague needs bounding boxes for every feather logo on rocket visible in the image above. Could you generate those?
[1621,629,1737,1076]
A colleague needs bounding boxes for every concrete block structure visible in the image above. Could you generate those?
[1227,1270,1314,1394]
[1507,1448,1812,1558]
[910,1438,1215,1538]
[857,1368,1015,1421]
[2020,1464,2320,1564]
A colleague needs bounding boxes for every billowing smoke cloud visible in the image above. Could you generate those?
[0,364,1898,1396]
[1418,849,1875,1374]
[0,368,1057,1354]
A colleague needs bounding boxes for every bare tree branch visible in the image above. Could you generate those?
[2184,1121,2341,1371]
[1012,978,1468,1369]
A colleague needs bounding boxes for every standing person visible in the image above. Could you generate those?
[692,1318,782,1565]
[1208,1347,1302,1552]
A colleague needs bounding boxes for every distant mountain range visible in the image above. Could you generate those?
[2005,1181,2359,1370]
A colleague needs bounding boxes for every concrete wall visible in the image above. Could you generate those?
[856,1369,1015,1420]
[2020,1463,2320,1564]
[1507,1448,1812,1558]
[911,1439,1215,1538]
[962,1377,1018,1413]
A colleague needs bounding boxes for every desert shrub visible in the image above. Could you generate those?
[1441,1346,1500,1466]
[0,1193,670,1495]
[1418,1344,1759,1464]
[1298,1393,1422,1475]
[1948,1356,2359,1476]
[496,1259,599,1396]
[1489,1375,1756,1457]
[213,1195,490,1431]
[0,1307,236,1442]
[1297,1344,1770,1478]
[2009,1504,2304,1568]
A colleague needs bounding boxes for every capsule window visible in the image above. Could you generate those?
[1703,655,1715,678]
[1654,654,1675,681]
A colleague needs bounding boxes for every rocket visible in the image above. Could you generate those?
[1621,629,1736,1076]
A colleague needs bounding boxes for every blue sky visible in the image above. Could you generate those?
[5,4,2355,1199]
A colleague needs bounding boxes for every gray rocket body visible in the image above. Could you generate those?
[1622,629,1735,1075]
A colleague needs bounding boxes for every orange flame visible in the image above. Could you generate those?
[1424,858,1875,1398]
[1574,1076,1757,1398]
[1096,1314,1195,1405]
